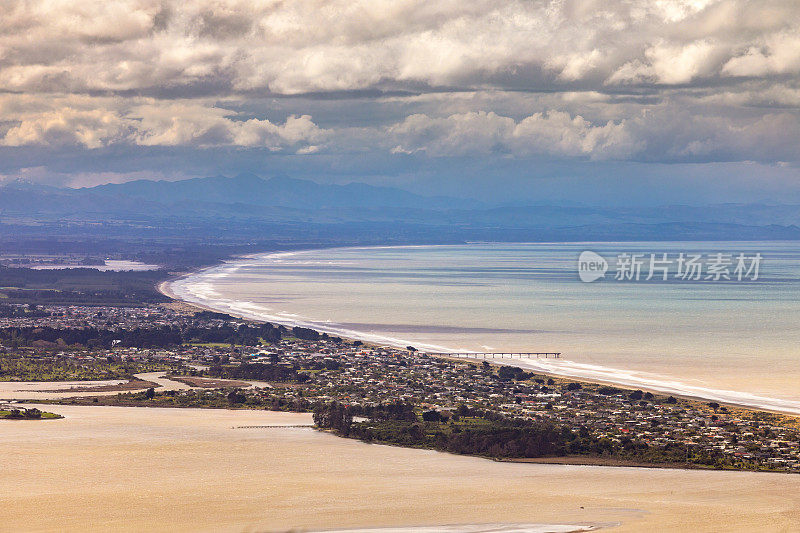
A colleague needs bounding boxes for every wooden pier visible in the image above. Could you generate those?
[426,352,561,359]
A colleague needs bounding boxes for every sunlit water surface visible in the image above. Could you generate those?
[169,242,800,411]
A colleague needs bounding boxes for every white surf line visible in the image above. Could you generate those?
[166,252,460,353]
[164,249,800,416]
[487,357,800,415]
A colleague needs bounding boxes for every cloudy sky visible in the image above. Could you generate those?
[1,0,799,204]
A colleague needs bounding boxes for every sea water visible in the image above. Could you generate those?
[169,242,800,411]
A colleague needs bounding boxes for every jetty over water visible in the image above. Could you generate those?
[426,352,561,359]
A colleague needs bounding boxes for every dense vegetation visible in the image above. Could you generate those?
[0,318,350,350]
[0,266,169,305]
[0,304,49,318]
[291,326,323,341]
[315,402,574,457]
[0,407,62,420]
[52,388,315,412]
[0,322,285,349]
[313,401,737,467]
[207,362,310,383]
[0,354,176,381]
[496,365,535,381]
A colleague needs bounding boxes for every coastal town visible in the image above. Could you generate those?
[6,1,800,528]
[2,302,799,473]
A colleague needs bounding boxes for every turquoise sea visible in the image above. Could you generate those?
[169,242,800,413]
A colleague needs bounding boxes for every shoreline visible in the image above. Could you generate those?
[8,404,799,532]
[157,245,800,416]
[434,354,800,418]
[498,455,796,473]
[159,253,462,354]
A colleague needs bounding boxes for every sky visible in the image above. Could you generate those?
[0,0,799,205]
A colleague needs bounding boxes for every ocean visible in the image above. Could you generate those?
[168,242,800,412]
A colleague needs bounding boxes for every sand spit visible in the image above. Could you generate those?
[0,371,273,401]
[1,405,798,532]
[0,372,188,401]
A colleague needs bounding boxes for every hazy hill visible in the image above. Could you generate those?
[2,174,800,242]
[86,173,481,211]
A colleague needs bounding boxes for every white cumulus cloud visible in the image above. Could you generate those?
[0,0,797,176]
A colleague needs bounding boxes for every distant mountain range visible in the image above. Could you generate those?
[87,173,482,211]
[2,174,800,242]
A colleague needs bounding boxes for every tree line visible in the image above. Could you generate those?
[0,322,285,349]
[207,362,310,382]
[312,401,737,466]
[313,401,569,458]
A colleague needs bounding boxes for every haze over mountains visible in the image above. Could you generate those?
[2,174,800,242]
[87,174,482,211]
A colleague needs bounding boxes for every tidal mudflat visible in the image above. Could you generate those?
[0,372,191,401]
[1,405,798,532]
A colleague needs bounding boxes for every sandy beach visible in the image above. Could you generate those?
[1,405,798,532]
[160,243,800,414]
[162,259,800,416]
